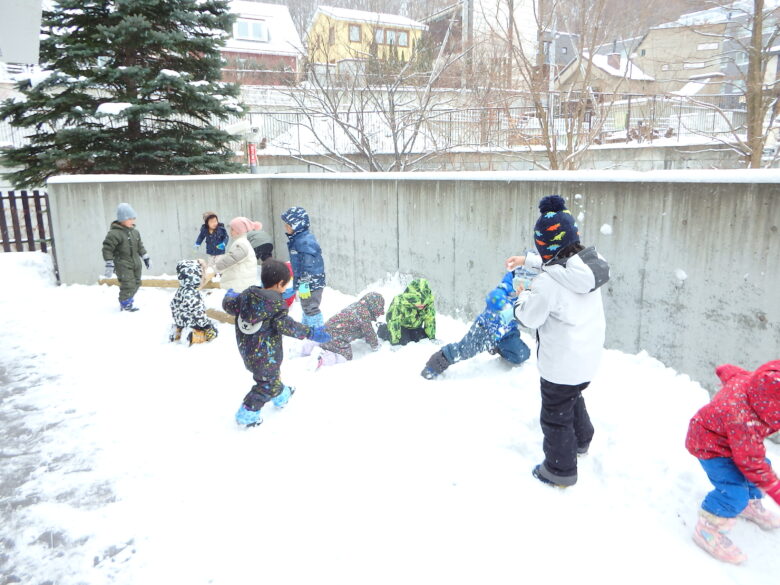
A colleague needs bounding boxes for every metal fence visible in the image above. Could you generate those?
[0,92,752,155]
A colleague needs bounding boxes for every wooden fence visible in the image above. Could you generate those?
[0,190,60,281]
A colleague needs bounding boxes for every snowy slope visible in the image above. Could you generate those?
[0,252,778,585]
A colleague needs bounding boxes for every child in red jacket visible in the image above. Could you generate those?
[686,360,780,564]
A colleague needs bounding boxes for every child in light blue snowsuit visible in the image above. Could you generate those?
[421,270,532,379]
[281,206,326,328]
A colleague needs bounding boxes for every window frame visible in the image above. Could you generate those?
[349,24,362,43]
[234,18,269,43]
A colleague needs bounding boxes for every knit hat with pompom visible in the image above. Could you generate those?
[533,195,580,261]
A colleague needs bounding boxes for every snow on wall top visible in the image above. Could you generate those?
[222,1,304,57]
[47,169,780,185]
[312,6,428,31]
[584,53,654,81]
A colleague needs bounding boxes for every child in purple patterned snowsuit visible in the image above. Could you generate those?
[223,259,330,427]
[300,292,385,367]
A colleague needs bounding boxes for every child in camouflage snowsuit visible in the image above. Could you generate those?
[281,207,326,328]
[223,259,330,427]
[169,259,218,346]
[300,292,385,367]
[421,273,532,379]
[377,279,436,345]
[101,202,151,312]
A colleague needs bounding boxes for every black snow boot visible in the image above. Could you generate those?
[421,349,450,380]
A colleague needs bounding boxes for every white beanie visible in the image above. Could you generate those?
[116,202,137,221]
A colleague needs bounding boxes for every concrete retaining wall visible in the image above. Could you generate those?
[47,170,780,389]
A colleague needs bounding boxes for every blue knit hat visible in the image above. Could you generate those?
[534,195,579,262]
[116,202,137,222]
[485,287,509,312]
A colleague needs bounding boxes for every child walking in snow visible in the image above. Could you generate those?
[169,259,218,345]
[194,211,229,265]
[102,202,151,312]
[421,277,531,379]
[223,259,330,427]
[376,278,436,345]
[300,292,385,368]
[508,195,610,488]
[686,360,780,564]
[281,206,326,328]
[215,217,260,293]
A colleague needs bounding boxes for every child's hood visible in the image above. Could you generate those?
[401,279,433,307]
[237,286,285,332]
[746,360,780,429]
[358,292,385,319]
[176,260,202,290]
[281,207,310,235]
[542,247,609,294]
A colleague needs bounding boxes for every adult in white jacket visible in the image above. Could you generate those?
[215,217,260,293]
[507,195,610,488]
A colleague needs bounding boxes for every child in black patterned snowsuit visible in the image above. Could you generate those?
[300,292,385,367]
[169,259,218,345]
[223,259,330,427]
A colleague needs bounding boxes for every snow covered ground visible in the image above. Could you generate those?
[1,251,778,585]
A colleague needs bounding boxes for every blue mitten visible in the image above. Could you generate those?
[224,288,239,300]
[308,326,331,343]
[216,242,226,251]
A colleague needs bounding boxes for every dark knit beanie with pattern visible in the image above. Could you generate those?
[534,195,580,261]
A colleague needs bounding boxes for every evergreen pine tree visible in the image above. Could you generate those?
[0,0,245,188]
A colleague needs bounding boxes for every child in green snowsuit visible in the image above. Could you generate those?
[101,203,150,312]
[377,278,436,345]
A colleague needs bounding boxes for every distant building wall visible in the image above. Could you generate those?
[47,170,780,390]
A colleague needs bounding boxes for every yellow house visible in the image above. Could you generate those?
[307,6,427,65]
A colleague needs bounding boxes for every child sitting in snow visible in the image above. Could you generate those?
[421,274,532,379]
[686,360,780,565]
[169,259,218,345]
[300,292,385,368]
[223,259,330,427]
[377,278,436,345]
[194,211,229,266]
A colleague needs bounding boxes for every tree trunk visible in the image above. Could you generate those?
[746,0,765,168]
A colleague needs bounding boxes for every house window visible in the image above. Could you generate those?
[697,42,719,51]
[640,49,646,56]
[349,24,361,42]
[661,64,670,71]
[386,30,396,45]
[398,31,408,47]
[561,46,567,54]
[328,26,335,46]
[235,19,269,42]
[375,28,384,44]
[683,62,705,69]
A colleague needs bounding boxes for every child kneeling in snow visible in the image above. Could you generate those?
[300,292,385,368]
[223,259,330,427]
[377,278,436,345]
[169,259,218,345]
[421,277,531,379]
[686,360,780,564]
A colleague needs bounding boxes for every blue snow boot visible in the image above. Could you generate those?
[119,298,139,312]
[272,385,296,409]
[308,313,324,328]
[235,405,263,427]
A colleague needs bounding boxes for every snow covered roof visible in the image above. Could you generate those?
[583,52,654,81]
[653,0,780,29]
[311,6,427,31]
[222,1,303,57]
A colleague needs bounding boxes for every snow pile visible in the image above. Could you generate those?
[96,102,133,116]
[0,252,778,584]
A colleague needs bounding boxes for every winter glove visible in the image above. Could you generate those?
[307,326,331,344]
[142,254,151,269]
[282,286,296,300]
[766,480,780,506]
[298,282,311,299]
[513,291,531,321]
[216,242,226,251]
[103,260,115,279]
[224,288,239,300]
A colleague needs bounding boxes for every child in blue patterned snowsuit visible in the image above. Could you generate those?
[223,259,330,427]
[281,207,326,328]
[421,270,532,379]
